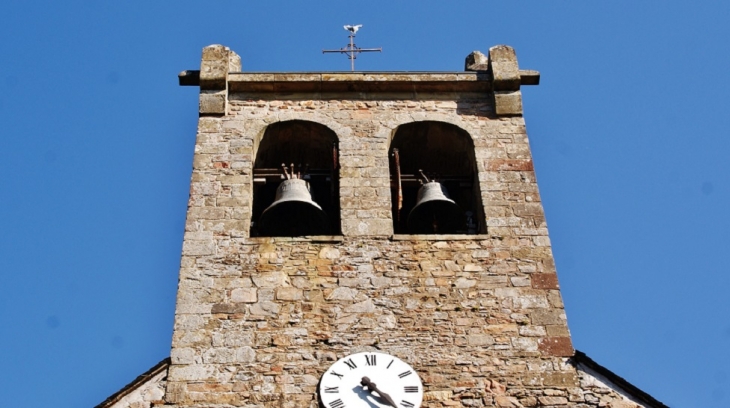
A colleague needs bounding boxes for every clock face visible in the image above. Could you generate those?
[319,351,424,408]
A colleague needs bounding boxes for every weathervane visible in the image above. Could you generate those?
[323,25,382,71]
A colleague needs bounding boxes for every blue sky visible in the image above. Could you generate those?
[1,1,729,407]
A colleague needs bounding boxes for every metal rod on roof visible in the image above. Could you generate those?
[323,25,382,71]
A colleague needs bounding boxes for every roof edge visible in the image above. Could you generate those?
[94,357,170,408]
[572,350,668,408]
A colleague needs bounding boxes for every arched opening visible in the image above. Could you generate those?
[250,120,340,237]
[389,121,484,234]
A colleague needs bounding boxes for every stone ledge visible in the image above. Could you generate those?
[391,234,491,241]
[244,235,493,243]
[179,70,540,88]
[246,235,344,244]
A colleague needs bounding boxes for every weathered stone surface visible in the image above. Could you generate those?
[252,272,288,288]
[465,50,489,71]
[275,287,303,301]
[543,371,579,387]
[494,90,523,116]
[538,336,574,357]
[344,299,376,313]
[538,396,568,405]
[495,395,522,407]
[199,91,226,115]
[230,287,257,303]
[532,273,559,289]
[489,45,521,91]
[200,44,238,90]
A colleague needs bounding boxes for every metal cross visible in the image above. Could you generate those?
[323,25,382,71]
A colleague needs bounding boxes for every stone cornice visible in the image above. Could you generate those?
[180,70,539,93]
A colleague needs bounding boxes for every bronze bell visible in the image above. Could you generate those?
[407,181,464,234]
[258,179,330,236]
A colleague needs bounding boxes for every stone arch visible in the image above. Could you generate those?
[251,113,352,161]
[388,120,484,234]
[384,115,474,145]
[250,120,341,236]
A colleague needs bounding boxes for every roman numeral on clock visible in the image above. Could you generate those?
[400,401,415,408]
[343,358,357,370]
[404,386,419,393]
[398,370,412,378]
[365,354,376,366]
[324,386,339,393]
[330,371,343,379]
[329,398,345,408]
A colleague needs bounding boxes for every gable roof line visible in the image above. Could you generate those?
[97,353,667,408]
[94,357,170,408]
[572,350,668,408]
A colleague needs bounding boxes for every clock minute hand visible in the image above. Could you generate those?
[361,376,398,408]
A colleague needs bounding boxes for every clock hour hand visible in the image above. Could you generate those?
[361,376,398,408]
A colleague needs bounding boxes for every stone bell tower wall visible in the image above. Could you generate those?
[167,45,582,408]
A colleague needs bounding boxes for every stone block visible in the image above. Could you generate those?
[537,396,568,405]
[211,303,246,314]
[252,272,288,288]
[200,57,228,89]
[344,299,376,313]
[318,247,340,260]
[464,264,484,272]
[249,301,280,317]
[465,50,489,71]
[326,287,358,300]
[494,91,523,116]
[467,334,494,346]
[168,364,216,382]
[511,276,530,287]
[489,45,520,91]
[548,291,564,308]
[182,240,215,256]
[542,371,579,387]
[164,382,187,404]
[200,44,238,90]
[200,91,226,115]
[546,324,570,337]
[538,336,574,357]
[276,287,303,301]
[341,219,393,236]
[518,325,546,337]
[495,395,521,407]
[532,273,559,289]
[454,277,476,288]
[486,159,534,171]
[235,346,256,363]
[231,288,257,303]
[188,207,226,220]
[531,309,567,325]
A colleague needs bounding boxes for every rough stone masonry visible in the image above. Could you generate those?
[156,44,658,408]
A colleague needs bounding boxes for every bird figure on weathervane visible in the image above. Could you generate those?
[343,24,362,34]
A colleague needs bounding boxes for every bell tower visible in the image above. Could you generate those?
[153,44,660,408]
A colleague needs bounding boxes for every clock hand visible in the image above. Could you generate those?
[361,376,398,408]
